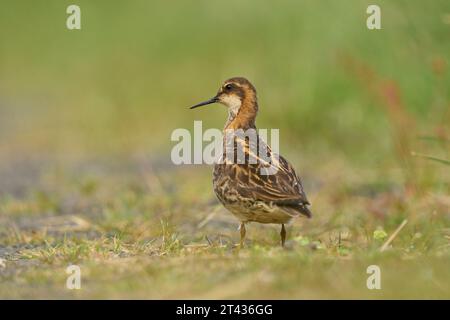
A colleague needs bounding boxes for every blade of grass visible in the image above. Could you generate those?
[411,152,450,166]
[380,219,408,252]
[417,136,450,143]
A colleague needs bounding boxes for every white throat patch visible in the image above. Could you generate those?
[220,95,242,116]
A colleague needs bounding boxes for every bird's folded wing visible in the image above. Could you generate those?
[238,154,310,206]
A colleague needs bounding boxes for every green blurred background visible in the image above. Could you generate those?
[1,0,448,166]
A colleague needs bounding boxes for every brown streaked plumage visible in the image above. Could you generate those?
[191,77,312,247]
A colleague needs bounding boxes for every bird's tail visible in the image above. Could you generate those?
[299,204,312,218]
[281,203,312,218]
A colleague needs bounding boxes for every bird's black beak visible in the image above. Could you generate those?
[190,96,218,109]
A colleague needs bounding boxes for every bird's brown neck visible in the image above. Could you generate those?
[224,94,258,131]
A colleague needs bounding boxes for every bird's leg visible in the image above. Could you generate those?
[280,224,286,247]
[239,222,246,247]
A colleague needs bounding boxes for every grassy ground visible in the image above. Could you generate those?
[0,1,449,299]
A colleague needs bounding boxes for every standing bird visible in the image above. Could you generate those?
[190,77,312,247]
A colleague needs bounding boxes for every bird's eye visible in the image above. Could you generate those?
[225,84,233,90]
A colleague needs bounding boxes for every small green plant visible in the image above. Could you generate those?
[373,229,388,241]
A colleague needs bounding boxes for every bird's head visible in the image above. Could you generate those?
[190,77,258,120]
